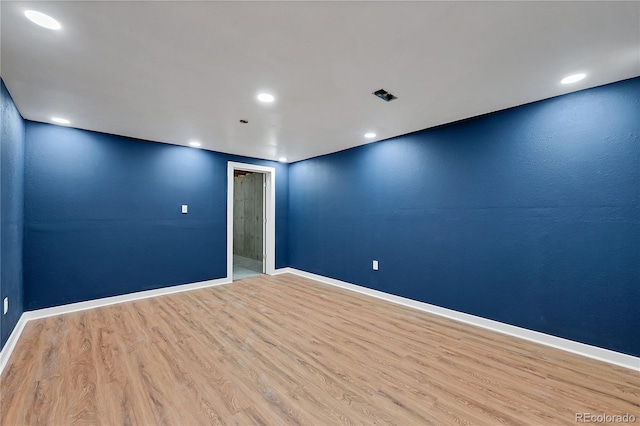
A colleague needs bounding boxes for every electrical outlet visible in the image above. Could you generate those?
[3,297,7,315]
[182,205,188,214]
[372,260,379,271]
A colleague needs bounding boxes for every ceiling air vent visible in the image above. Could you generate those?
[373,89,397,102]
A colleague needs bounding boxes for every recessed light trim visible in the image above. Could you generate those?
[364,132,376,139]
[24,10,61,30]
[278,157,287,163]
[51,117,70,125]
[257,93,275,103]
[189,141,201,148]
[561,73,586,85]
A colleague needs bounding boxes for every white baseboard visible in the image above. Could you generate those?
[24,277,231,321]
[284,268,640,372]
[271,267,294,275]
[0,277,231,375]
[0,312,28,376]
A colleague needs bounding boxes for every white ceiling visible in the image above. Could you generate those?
[2,1,639,162]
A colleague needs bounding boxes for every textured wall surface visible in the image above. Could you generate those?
[289,77,640,356]
[233,173,264,261]
[24,123,287,310]
[1,79,25,349]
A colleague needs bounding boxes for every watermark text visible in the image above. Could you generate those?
[576,413,636,423]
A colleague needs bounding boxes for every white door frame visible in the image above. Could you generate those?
[227,161,276,279]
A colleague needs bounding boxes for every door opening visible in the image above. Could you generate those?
[227,161,276,281]
[232,170,265,280]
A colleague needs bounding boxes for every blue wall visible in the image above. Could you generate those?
[9,76,640,358]
[289,77,640,357]
[24,123,287,310]
[1,79,25,349]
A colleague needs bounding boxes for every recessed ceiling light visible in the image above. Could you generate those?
[257,93,275,103]
[561,73,586,85]
[278,157,287,163]
[51,117,70,125]
[189,141,201,148]
[24,10,61,30]
[364,132,376,139]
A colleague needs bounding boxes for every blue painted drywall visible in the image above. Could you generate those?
[289,77,640,357]
[24,123,287,310]
[1,79,25,350]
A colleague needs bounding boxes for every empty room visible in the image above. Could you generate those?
[1,1,639,425]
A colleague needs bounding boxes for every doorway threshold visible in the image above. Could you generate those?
[233,255,263,281]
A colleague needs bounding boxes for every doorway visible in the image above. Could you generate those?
[227,162,276,281]
[232,170,264,279]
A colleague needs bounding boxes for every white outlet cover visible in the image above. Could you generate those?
[3,297,7,315]
[182,204,188,214]
[373,260,379,270]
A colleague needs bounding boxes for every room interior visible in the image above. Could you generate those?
[1,1,639,424]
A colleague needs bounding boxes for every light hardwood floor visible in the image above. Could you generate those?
[1,274,638,425]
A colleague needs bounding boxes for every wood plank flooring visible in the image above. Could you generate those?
[1,274,638,425]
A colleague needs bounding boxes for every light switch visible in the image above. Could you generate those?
[182,205,188,214]
[3,297,7,315]
[373,260,379,271]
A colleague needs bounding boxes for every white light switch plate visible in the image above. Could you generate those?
[182,205,188,214]
[3,297,7,315]
[373,260,379,271]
